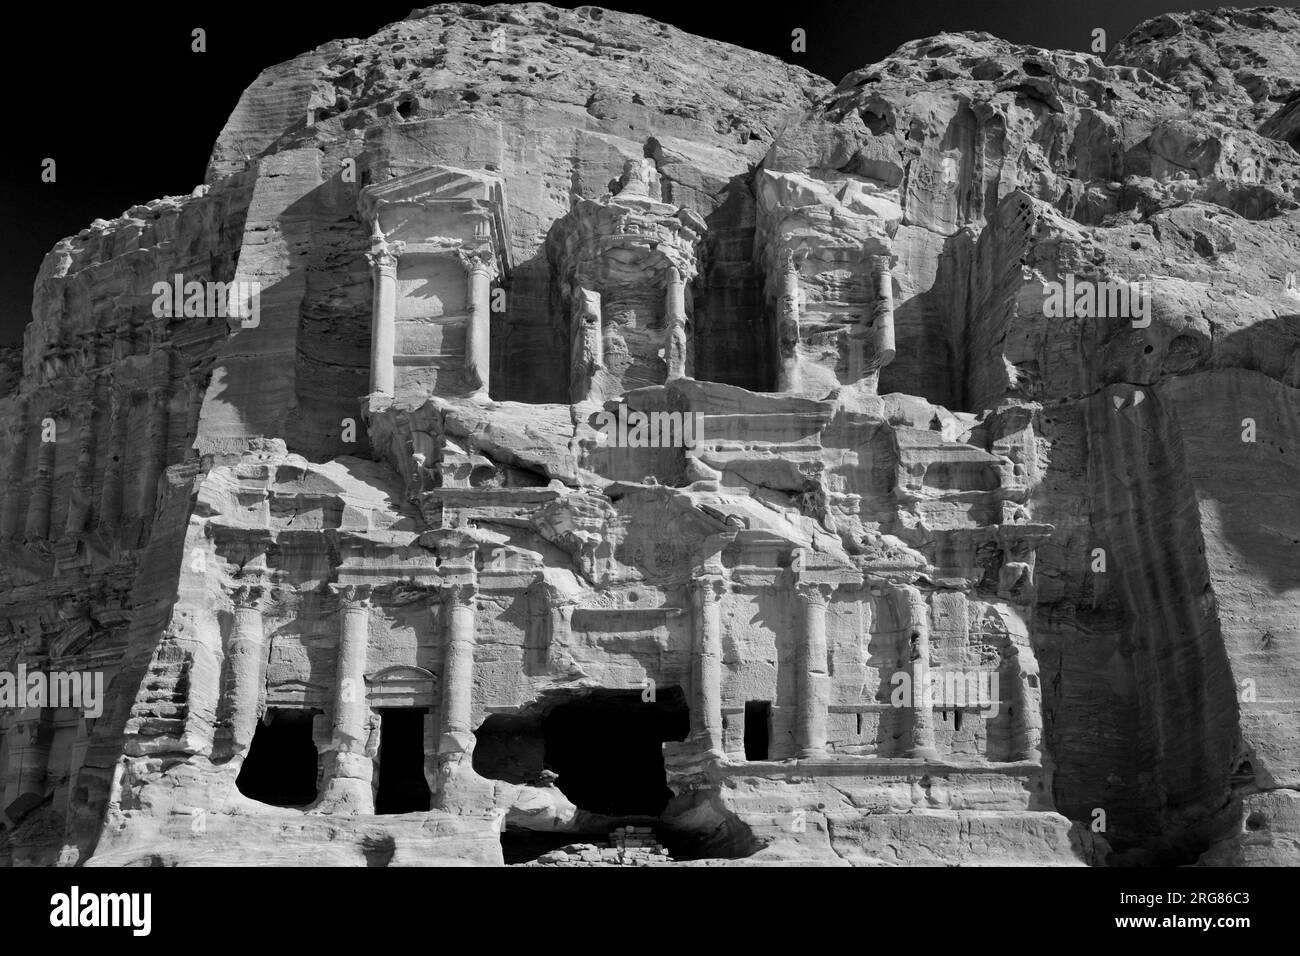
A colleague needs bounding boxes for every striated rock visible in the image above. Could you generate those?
[0,4,1296,868]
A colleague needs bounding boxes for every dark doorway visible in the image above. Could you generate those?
[744,701,771,760]
[375,708,431,814]
[542,687,689,817]
[237,709,320,807]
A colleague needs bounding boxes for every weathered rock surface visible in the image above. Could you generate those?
[0,4,1296,867]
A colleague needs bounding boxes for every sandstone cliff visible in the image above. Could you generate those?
[0,3,1296,867]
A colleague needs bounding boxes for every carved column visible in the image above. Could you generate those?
[2,712,50,822]
[0,414,30,539]
[64,401,97,534]
[689,575,727,759]
[869,254,896,371]
[366,236,402,397]
[25,415,57,540]
[664,266,689,381]
[794,582,832,757]
[137,386,170,519]
[569,286,603,404]
[224,584,266,755]
[897,584,939,760]
[1005,643,1043,762]
[97,388,126,533]
[776,251,800,392]
[459,249,496,399]
[438,583,478,765]
[319,584,374,811]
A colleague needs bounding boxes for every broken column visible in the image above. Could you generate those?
[689,574,727,759]
[1004,642,1044,762]
[776,251,800,392]
[459,249,496,399]
[664,266,688,380]
[319,584,375,811]
[366,227,401,397]
[224,583,266,755]
[794,581,832,757]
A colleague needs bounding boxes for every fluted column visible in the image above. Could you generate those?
[794,582,832,757]
[366,234,402,397]
[459,250,496,399]
[689,575,727,759]
[224,584,266,755]
[870,254,896,371]
[776,251,800,392]
[438,583,477,765]
[897,584,938,760]
[25,415,57,540]
[664,266,688,381]
[318,584,375,811]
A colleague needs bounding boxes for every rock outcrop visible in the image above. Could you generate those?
[0,3,1296,867]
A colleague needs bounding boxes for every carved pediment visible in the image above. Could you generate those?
[365,665,437,708]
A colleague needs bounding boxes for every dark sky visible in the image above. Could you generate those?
[2,0,1289,346]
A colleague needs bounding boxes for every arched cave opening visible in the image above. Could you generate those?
[473,687,690,818]
[237,709,320,807]
[542,687,689,816]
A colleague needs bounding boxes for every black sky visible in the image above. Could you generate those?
[2,0,1291,345]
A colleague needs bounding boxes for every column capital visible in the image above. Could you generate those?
[690,574,728,604]
[329,583,373,609]
[439,581,478,609]
[230,583,268,610]
[456,247,498,279]
[366,239,403,271]
[780,248,800,276]
[794,580,834,608]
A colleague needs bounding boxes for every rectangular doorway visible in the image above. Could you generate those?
[375,708,431,814]
[744,700,771,760]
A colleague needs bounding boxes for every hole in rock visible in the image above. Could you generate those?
[744,700,771,760]
[541,687,688,817]
[237,708,320,807]
[375,708,431,814]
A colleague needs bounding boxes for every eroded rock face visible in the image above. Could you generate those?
[0,4,1296,867]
